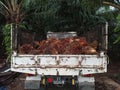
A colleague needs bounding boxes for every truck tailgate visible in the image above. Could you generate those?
[11,54,107,75]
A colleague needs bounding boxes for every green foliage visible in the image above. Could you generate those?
[23,0,106,37]
[0,0,27,60]
[3,24,11,60]
[2,23,27,61]
[114,14,120,44]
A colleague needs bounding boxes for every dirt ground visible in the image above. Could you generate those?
[95,60,120,90]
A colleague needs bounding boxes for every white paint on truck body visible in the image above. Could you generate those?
[11,53,108,75]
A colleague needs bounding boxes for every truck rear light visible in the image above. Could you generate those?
[82,74,93,77]
[47,77,53,83]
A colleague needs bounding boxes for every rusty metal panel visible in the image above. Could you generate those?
[11,54,108,75]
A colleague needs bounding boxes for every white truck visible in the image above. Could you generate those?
[11,23,108,90]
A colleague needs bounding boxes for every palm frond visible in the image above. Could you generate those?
[5,0,13,13]
[0,1,9,12]
[0,0,26,23]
